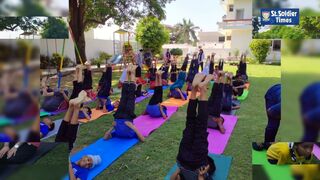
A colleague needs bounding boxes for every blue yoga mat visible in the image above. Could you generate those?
[165,154,232,180]
[148,85,169,93]
[65,137,139,180]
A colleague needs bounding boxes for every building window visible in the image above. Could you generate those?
[219,36,225,42]
[273,40,281,51]
[229,5,234,12]
[226,36,231,41]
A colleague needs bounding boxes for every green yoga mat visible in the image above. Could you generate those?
[237,89,249,101]
[0,117,11,126]
[40,111,51,117]
[252,149,293,180]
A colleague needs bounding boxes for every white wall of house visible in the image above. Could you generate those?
[40,39,119,62]
[266,51,281,63]
[221,0,252,20]
[227,29,252,53]
[300,39,320,55]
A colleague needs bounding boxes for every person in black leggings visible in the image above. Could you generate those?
[181,54,189,72]
[103,65,145,142]
[144,70,167,119]
[252,84,281,151]
[207,72,226,134]
[70,65,84,100]
[55,90,91,151]
[96,64,113,112]
[170,60,178,83]
[218,59,224,71]
[237,53,248,81]
[222,73,240,112]
[171,73,216,180]
[209,53,215,75]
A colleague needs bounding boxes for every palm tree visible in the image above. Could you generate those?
[174,19,199,45]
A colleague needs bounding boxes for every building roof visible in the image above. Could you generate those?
[198,31,224,42]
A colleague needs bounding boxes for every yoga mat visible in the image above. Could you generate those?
[147,85,169,93]
[237,89,249,101]
[252,149,293,180]
[0,117,12,126]
[135,92,153,104]
[313,145,320,160]
[17,120,63,141]
[165,154,232,180]
[221,100,240,116]
[0,142,59,179]
[161,98,189,107]
[207,114,238,154]
[0,116,32,126]
[42,119,63,140]
[78,109,111,123]
[134,106,178,137]
[40,111,51,117]
[40,108,68,116]
[64,138,139,180]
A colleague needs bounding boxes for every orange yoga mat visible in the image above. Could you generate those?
[78,109,113,123]
[161,93,199,107]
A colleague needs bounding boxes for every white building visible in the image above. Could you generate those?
[217,0,252,54]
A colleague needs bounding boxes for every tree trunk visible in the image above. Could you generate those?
[69,0,87,64]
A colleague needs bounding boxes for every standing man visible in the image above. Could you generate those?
[198,48,205,72]
[136,49,143,68]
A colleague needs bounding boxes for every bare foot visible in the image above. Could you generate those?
[192,73,206,88]
[103,132,112,140]
[199,74,213,88]
[218,123,226,134]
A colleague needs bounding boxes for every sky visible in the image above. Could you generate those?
[161,0,225,32]
[288,0,320,10]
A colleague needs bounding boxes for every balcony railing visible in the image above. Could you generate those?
[217,18,252,29]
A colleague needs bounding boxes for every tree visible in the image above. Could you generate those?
[254,26,305,39]
[249,39,271,63]
[0,17,44,32]
[298,16,320,39]
[41,17,68,39]
[300,8,320,17]
[173,19,199,45]
[136,16,169,55]
[14,0,48,16]
[69,0,173,64]
[252,17,261,38]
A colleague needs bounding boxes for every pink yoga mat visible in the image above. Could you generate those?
[135,93,153,104]
[134,106,178,137]
[207,114,238,154]
[313,145,320,159]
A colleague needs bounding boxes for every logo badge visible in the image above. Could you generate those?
[262,11,270,21]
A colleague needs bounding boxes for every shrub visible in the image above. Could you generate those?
[170,48,183,57]
[249,39,271,63]
[246,57,259,64]
[40,53,72,69]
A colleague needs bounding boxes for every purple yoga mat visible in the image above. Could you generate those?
[41,108,67,116]
[207,114,238,154]
[135,93,153,104]
[313,145,320,159]
[134,106,178,137]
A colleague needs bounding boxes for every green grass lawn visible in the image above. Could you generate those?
[279,55,320,141]
[9,63,281,180]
